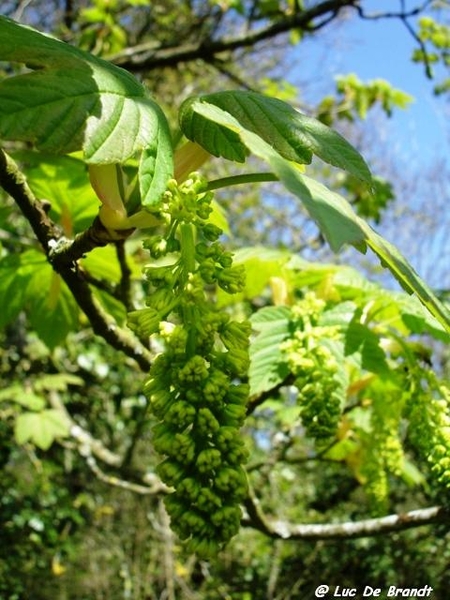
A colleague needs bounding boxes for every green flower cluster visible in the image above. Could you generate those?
[359,382,405,512]
[406,371,450,492]
[281,293,343,441]
[129,174,251,556]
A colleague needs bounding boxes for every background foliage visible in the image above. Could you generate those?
[0,1,450,598]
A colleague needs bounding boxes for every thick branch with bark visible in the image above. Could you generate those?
[108,0,358,72]
[243,492,449,540]
[0,148,152,371]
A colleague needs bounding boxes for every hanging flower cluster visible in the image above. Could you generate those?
[128,174,250,556]
[281,293,343,441]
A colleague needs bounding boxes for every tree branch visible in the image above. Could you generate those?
[51,392,168,495]
[0,148,152,371]
[355,0,435,79]
[243,491,449,540]
[107,0,358,72]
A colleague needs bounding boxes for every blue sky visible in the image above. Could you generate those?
[282,3,449,289]
[334,3,448,160]
[291,1,448,162]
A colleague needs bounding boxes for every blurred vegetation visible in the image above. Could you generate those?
[1,1,450,598]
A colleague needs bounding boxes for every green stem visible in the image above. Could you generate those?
[206,172,278,191]
[180,222,197,357]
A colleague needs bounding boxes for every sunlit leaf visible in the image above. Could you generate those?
[249,306,292,396]
[180,91,372,182]
[12,150,98,233]
[15,409,70,450]
[0,17,172,171]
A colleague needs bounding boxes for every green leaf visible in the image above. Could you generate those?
[0,248,81,345]
[81,245,141,283]
[180,99,368,252]
[344,319,389,374]
[180,91,372,183]
[12,151,98,233]
[0,17,172,169]
[0,386,46,411]
[0,253,34,329]
[179,97,249,163]
[139,119,174,207]
[363,230,450,336]
[33,373,84,392]
[26,257,80,348]
[249,306,292,396]
[15,409,70,450]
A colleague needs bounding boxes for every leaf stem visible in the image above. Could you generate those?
[180,222,197,357]
[206,172,279,191]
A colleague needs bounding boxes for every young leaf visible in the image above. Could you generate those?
[11,151,98,233]
[0,253,33,329]
[179,97,249,163]
[249,306,292,396]
[139,118,174,207]
[180,91,372,183]
[15,409,70,450]
[344,319,389,374]
[0,386,46,411]
[0,17,172,167]
[25,256,80,348]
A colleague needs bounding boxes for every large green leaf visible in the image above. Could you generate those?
[27,266,80,349]
[139,120,175,207]
[0,248,81,347]
[12,151,98,233]
[0,386,46,411]
[0,253,33,328]
[180,91,372,183]
[180,99,450,334]
[0,17,172,173]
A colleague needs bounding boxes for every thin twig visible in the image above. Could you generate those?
[116,239,135,311]
[0,148,152,371]
[108,0,358,72]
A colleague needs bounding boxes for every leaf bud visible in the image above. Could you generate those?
[178,355,210,384]
[172,433,196,463]
[203,369,230,403]
[127,307,161,337]
[217,265,246,294]
[185,536,220,559]
[144,235,168,258]
[196,407,221,434]
[220,404,247,427]
[164,494,188,521]
[148,389,174,418]
[215,465,248,497]
[226,383,249,406]
[202,223,223,241]
[156,459,186,486]
[152,423,177,455]
[196,487,222,512]
[177,477,201,502]
[165,400,197,429]
[219,320,251,351]
[196,448,222,473]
